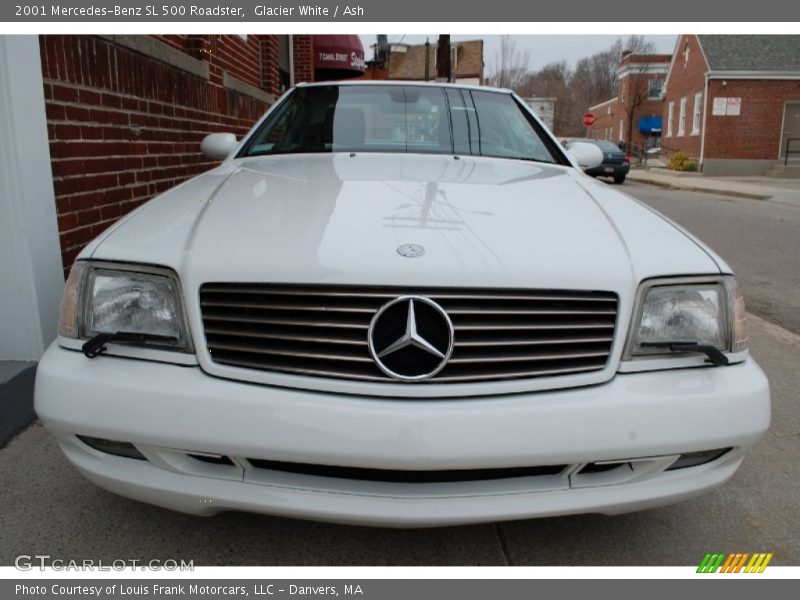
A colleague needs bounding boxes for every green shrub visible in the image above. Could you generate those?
[667,152,698,172]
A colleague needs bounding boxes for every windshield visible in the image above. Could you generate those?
[239,85,562,164]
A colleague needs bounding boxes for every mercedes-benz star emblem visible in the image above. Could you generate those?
[368,296,454,381]
[397,243,425,258]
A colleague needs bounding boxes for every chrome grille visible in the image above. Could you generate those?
[199,284,618,383]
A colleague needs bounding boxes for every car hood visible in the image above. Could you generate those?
[90,153,721,294]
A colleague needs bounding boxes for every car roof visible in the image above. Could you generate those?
[569,138,620,147]
[296,80,513,95]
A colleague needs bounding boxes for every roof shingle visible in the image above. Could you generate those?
[697,35,800,72]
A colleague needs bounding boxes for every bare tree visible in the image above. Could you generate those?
[572,38,625,112]
[485,35,660,140]
[617,36,658,151]
[489,35,532,91]
[520,61,576,135]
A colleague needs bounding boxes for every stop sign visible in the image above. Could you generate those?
[582,112,596,127]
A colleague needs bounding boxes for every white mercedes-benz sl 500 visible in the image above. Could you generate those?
[35,82,770,527]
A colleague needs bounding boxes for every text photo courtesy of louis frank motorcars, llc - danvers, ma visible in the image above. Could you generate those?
[1,0,800,593]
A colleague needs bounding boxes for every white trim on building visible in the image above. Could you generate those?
[691,91,702,136]
[667,101,674,137]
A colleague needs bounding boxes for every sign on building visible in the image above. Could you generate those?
[712,97,742,116]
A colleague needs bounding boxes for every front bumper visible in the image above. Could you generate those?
[585,163,630,178]
[35,344,770,527]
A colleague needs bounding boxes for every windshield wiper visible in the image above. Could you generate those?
[82,332,179,358]
[640,342,730,367]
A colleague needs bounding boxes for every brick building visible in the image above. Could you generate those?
[585,52,671,151]
[358,39,484,85]
[661,35,800,175]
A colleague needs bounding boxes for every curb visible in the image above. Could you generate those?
[628,175,771,201]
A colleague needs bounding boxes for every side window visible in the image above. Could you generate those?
[469,90,554,162]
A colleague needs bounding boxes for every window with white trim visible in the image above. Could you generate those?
[691,91,702,135]
[619,118,624,142]
[647,79,663,98]
[678,96,687,136]
[667,101,674,137]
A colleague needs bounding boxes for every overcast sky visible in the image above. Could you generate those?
[359,35,678,73]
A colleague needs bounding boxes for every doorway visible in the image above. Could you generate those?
[780,102,800,161]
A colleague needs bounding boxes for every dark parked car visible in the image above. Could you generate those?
[564,139,630,183]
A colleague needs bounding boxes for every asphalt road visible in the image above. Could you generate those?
[628,181,800,336]
[1,181,798,566]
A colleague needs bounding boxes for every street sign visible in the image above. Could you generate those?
[582,113,596,127]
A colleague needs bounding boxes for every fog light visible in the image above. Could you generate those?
[666,448,731,471]
[77,435,146,460]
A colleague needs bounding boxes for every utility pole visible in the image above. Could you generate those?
[424,38,430,81]
[436,34,451,82]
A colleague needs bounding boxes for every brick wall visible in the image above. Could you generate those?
[704,79,800,160]
[587,96,663,149]
[40,34,305,273]
[586,101,617,141]
[292,35,314,84]
[662,34,708,159]
[586,56,669,150]
[209,35,263,89]
[259,35,281,98]
[619,76,666,149]
[353,63,390,80]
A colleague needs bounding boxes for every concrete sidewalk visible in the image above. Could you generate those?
[627,168,800,207]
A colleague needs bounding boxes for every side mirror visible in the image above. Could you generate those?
[201,133,238,160]
[566,142,604,170]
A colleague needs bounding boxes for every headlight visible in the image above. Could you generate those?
[625,276,746,360]
[58,261,192,352]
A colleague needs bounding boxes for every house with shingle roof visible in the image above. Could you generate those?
[662,34,800,176]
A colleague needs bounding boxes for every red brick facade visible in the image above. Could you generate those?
[585,53,670,151]
[585,99,618,142]
[704,79,800,160]
[40,34,316,273]
[661,34,800,171]
[661,35,707,159]
[292,35,315,84]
